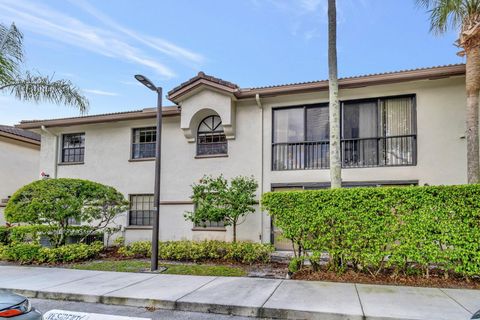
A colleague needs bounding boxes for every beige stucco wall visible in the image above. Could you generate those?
[253,75,467,242]
[260,76,466,188]
[39,91,263,244]
[0,136,40,225]
[37,75,468,244]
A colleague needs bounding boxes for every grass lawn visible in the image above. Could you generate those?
[71,260,247,277]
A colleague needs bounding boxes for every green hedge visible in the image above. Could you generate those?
[262,185,480,277]
[0,226,9,245]
[119,240,274,264]
[0,241,103,264]
[0,225,105,245]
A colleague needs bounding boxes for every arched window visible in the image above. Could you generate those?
[197,115,227,156]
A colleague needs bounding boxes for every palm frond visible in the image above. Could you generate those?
[416,0,480,35]
[0,23,23,71]
[0,23,23,82]
[0,55,16,83]
[0,23,23,62]
[416,0,434,8]
[0,72,89,114]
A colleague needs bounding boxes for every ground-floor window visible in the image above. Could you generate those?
[129,194,154,226]
[194,220,225,229]
[192,203,226,229]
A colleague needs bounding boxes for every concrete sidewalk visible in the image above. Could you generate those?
[0,266,479,320]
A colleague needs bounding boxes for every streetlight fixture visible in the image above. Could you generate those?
[135,74,162,271]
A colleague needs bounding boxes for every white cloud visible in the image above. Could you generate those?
[69,0,204,65]
[300,0,325,12]
[119,80,141,86]
[250,0,368,41]
[0,0,200,78]
[84,89,118,96]
[250,0,328,40]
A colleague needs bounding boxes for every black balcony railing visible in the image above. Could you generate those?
[272,135,416,171]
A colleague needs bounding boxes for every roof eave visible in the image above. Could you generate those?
[0,131,41,145]
[237,64,466,99]
[17,109,181,130]
[168,79,238,103]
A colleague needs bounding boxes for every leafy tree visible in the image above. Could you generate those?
[328,0,342,188]
[0,23,88,112]
[417,0,480,183]
[4,178,128,247]
[185,175,258,242]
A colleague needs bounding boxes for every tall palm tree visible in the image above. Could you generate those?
[417,0,480,183]
[328,0,342,188]
[0,23,88,113]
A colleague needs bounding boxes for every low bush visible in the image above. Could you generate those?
[0,242,42,264]
[8,225,105,245]
[5,178,127,247]
[118,240,151,258]
[118,240,273,264]
[0,241,103,264]
[0,226,9,245]
[262,184,480,277]
[225,242,273,264]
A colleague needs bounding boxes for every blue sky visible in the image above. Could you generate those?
[0,0,462,125]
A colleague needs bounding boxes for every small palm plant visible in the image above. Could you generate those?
[417,0,480,183]
[0,23,88,113]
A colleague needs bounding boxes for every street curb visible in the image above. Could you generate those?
[11,287,368,320]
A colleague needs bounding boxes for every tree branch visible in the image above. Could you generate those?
[0,72,89,113]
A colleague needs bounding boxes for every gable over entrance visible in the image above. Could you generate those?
[168,72,238,142]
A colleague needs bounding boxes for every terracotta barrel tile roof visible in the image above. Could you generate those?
[168,71,239,96]
[167,64,465,101]
[17,64,466,129]
[17,107,180,129]
[236,64,466,98]
[245,64,465,91]
[0,125,40,144]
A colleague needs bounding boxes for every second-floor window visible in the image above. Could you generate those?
[197,115,228,156]
[62,133,85,163]
[132,127,156,159]
[272,95,416,170]
[342,96,416,168]
[272,104,329,170]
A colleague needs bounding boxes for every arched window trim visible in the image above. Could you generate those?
[196,115,228,156]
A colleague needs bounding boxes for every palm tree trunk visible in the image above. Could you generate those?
[465,45,480,184]
[328,0,341,188]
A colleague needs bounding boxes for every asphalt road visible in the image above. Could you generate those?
[30,298,258,320]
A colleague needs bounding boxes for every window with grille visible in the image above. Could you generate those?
[61,133,85,163]
[132,127,156,159]
[197,115,227,156]
[195,220,225,229]
[129,194,154,226]
[192,203,225,229]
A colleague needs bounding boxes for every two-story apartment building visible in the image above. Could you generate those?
[17,64,468,249]
[0,125,40,225]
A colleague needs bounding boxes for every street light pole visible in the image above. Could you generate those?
[134,74,162,271]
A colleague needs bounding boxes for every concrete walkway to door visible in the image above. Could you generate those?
[0,265,479,320]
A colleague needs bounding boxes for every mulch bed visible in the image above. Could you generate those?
[6,245,479,288]
[292,268,480,289]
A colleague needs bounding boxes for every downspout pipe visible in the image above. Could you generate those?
[41,125,58,178]
[255,94,265,243]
